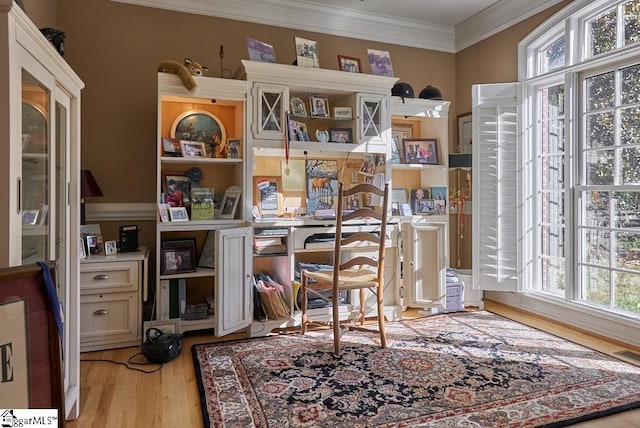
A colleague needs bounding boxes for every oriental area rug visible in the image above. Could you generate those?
[192,311,640,427]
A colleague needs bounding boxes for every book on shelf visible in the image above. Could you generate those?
[253,244,287,255]
[253,236,284,247]
[190,187,215,221]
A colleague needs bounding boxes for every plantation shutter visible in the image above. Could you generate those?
[472,83,520,292]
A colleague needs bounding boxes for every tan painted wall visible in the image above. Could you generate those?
[21,0,57,28]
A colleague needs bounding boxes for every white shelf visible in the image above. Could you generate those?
[159,266,215,281]
[158,219,244,232]
[392,163,447,171]
[160,156,242,165]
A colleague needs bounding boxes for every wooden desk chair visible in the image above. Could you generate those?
[300,182,389,356]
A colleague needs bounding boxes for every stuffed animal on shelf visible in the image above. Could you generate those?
[157,58,208,92]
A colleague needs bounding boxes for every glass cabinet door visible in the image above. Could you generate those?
[21,69,50,264]
[253,83,289,140]
[357,93,386,142]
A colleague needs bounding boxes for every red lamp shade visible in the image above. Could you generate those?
[81,170,104,198]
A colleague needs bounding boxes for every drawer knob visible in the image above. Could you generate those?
[93,274,109,281]
[93,309,109,316]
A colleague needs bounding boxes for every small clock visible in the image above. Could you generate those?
[187,167,203,187]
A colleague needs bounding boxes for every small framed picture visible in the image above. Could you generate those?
[457,112,472,154]
[411,188,431,214]
[158,203,170,222]
[333,107,353,120]
[246,36,276,63]
[161,246,197,275]
[161,137,181,157]
[295,36,319,68]
[86,234,104,255]
[105,240,118,256]
[227,139,241,158]
[162,172,190,206]
[310,95,330,117]
[337,55,362,73]
[79,238,87,259]
[180,140,207,158]
[254,177,283,216]
[367,48,394,77]
[402,138,439,165]
[290,96,307,116]
[328,127,353,143]
[399,203,412,216]
[21,210,39,225]
[169,206,189,221]
[219,186,241,219]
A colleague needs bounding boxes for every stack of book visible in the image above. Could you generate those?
[253,236,287,255]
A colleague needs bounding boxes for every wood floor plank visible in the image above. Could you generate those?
[66,304,640,427]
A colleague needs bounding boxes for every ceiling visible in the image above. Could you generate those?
[109,0,564,52]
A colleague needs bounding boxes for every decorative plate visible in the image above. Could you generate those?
[170,110,226,157]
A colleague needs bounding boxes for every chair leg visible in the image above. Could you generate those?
[358,289,365,325]
[377,285,387,348]
[333,290,340,356]
[301,273,308,335]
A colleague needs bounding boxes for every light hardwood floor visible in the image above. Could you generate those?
[67,301,640,427]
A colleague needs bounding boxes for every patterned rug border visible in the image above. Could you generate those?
[191,311,640,428]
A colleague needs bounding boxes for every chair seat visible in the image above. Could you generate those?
[303,268,378,290]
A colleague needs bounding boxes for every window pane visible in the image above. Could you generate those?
[542,36,566,73]
[621,147,640,183]
[624,0,640,46]
[541,225,565,258]
[583,229,610,266]
[584,191,610,228]
[586,112,615,148]
[620,107,640,145]
[584,266,611,305]
[541,190,565,224]
[621,64,640,103]
[586,72,615,111]
[540,155,565,190]
[544,84,565,116]
[615,271,640,313]
[616,231,640,271]
[589,8,617,56]
[614,191,640,228]
[586,149,614,184]
[541,257,565,294]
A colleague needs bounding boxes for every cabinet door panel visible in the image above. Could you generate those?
[404,222,447,307]
[216,227,252,335]
[253,83,288,140]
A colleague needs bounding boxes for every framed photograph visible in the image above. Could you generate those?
[37,205,48,225]
[79,238,87,259]
[295,36,319,68]
[402,138,439,165]
[288,119,310,141]
[21,209,39,225]
[219,185,241,219]
[310,95,330,117]
[390,137,402,164]
[180,140,207,158]
[399,203,412,216]
[198,231,215,268]
[337,55,362,73]
[105,240,118,256]
[411,188,431,214]
[290,96,307,116]
[161,137,181,157]
[246,36,275,63]
[86,234,104,255]
[161,246,197,275]
[169,206,189,221]
[158,203,170,222]
[328,127,353,143]
[170,110,226,158]
[344,192,362,210]
[333,107,353,119]
[457,112,472,154]
[367,49,394,77]
[254,177,282,216]
[162,171,190,207]
[227,139,241,158]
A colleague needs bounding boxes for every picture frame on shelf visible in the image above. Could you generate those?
[288,119,310,141]
[309,95,330,117]
[290,96,307,116]
[161,137,182,157]
[246,37,276,63]
[162,171,190,206]
[105,240,118,256]
[227,139,241,158]
[402,138,439,165]
[367,49,394,76]
[253,177,283,216]
[21,210,39,225]
[160,245,197,275]
[399,203,412,216]
[337,55,362,73]
[79,238,87,259]
[328,127,353,143]
[333,107,353,119]
[219,186,241,219]
[180,140,207,158]
[294,36,319,68]
[170,110,226,159]
[457,112,472,154]
[410,188,432,214]
[169,206,189,221]
[391,137,403,164]
[37,205,48,225]
[158,203,170,222]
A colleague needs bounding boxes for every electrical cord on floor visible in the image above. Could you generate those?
[80,351,163,373]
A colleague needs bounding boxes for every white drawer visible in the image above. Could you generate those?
[80,291,139,348]
[81,261,139,294]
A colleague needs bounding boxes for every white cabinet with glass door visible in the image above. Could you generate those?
[0,3,84,420]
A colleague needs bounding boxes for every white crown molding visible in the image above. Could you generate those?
[86,202,156,222]
[455,0,564,52]
[109,0,455,52]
